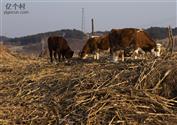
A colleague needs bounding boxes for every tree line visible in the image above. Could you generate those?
[1,27,177,46]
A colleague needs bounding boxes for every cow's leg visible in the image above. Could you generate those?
[142,52,146,60]
[121,50,125,61]
[156,48,161,57]
[62,53,65,61]
[57,51,61,61]
[153,43,162,57]
[112,51,118,62]
[96,52,100,60]
[82,54,88,59]
[95,50,100,60]
[93,54,96,60]
[93,50,100,60]
[151,48,159,57]
[133,49,139,59]
[93,51,97,60]
[49,50,53,63]
[141,50,146,59]
[110,47,114,60]
[139,48,145,59]
[134,48,145,59]
[54,52,57,61]
[110,48,113,56]
[134,48,141,59]
[93,53,99,60]
[117,51,120,61]
[117,50,124,61]
[93,51,96,60]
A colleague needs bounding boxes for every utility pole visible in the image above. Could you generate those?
[91,18,94,36]
[81,8,85,33]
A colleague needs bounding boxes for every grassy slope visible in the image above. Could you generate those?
[1,47,177,124]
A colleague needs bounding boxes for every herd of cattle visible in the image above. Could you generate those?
[48,28,163,62]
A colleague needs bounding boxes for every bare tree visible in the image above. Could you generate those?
[167,26,174,53]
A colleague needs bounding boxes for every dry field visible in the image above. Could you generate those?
[1,45,177,125]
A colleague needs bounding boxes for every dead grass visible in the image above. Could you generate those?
[1,45,177,125]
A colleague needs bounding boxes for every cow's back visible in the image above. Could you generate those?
[48,36,70,51]
[109,28,137,51]
[48,36,59,51]
[119,28,137,47]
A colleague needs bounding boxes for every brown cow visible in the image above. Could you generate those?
[48,36,74,62]
[80,34,110,60]
[109,28,160,62]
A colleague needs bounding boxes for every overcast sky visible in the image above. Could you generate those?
[0,0,176,38]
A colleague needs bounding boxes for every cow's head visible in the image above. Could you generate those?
[79,50,88,59]
[151,43,162,57]
[80,43,90,59]
[65,50,74,59]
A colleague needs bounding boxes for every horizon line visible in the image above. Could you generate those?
[1,26,177,38]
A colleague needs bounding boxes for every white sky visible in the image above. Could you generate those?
[0,0,176,37]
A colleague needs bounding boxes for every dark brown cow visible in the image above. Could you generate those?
[109,28,160,62]
[80,34,110,60]
[48,36,74,62]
